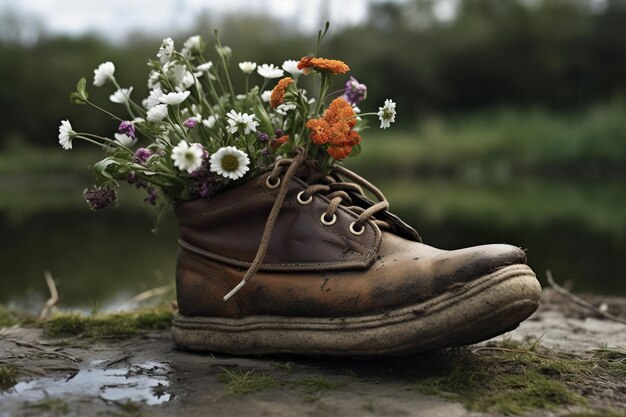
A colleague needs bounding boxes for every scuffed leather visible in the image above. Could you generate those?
[176,173,382,271]
[175,173,528,319]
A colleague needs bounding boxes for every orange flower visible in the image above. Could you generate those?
[327,145,353,160]
[297,56,350,75]
[270,77,294,109]
[305,119,330,145]
[270,135,289,150]
[305,97,361,160]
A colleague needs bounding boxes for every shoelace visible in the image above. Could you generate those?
[223,147,390,301]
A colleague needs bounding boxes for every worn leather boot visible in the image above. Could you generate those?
[172,151,541,356]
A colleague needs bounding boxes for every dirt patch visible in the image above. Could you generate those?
[0,290,625,417]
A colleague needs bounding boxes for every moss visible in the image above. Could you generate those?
[0,305,33,327]
[295,376,345,394]
[22,398,69,415]
[409,345,626,415]
[42,305,173,339]
[218,368,279,395]
[0,365,18,391]
[564,409,626,417]
[108,400,147,417]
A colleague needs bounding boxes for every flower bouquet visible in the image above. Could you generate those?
[59,25,397,212]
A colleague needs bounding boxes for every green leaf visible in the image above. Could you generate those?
[348,143,362,158]
[93,158,120,186]
[70,78,89,104]
[254,103,275,136]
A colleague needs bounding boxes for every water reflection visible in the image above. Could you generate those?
[3,360,171,405]
[0,177,624,309]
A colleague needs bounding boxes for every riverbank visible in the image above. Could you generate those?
[1,289,625,417]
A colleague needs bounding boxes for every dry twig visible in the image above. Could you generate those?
[39,270,59,320]
[546,270,626,325]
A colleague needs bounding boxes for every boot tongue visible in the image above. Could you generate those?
[349,192,422,242]
[292,159,422,242]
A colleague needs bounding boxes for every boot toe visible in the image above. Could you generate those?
[430,244,527,292]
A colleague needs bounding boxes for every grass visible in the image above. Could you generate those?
[41,304,173,339]
[0,365,19,391]
[22,398,70,415]
[0,305,33,327]
[218,368,279,395]
[218,368,345,397]
[295,376,345,394]
[408,345,626,415]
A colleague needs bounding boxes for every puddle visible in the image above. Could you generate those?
[1,360,172,405]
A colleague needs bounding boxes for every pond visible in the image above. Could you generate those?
[1,174,624,311]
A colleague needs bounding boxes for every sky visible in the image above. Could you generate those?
[1,0,382,41]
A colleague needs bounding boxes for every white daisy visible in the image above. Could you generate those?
[109,87,133,104]
[181,35,203,56]
[147,70,160,89]
[275,102,297,116]
[352,104,362,121]
[238,61,257,74]
[377,99,397,129]
[202,115,219,129]
[93,61,115,86]
[157,37,174,64]
[282,60,303,77]
[142,88,163,109]
[159,91,190,105]
[226,110,259,135]
[58,120,76,150]
[261,90,272,103]
[257,63,284,79]
[171,140,204,174]
[215,45,232,59]
[147,104,169,122]
[180,72,195,90]
[209,146,250,180]
[114,133,137,148]
[196,62,213,72]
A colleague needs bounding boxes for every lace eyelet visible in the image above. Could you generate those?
[320,213,337,226]
[296,191,313,205]
[349,221,365,236]
[265,175,281,190]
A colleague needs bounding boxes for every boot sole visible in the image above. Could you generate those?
[171,264,541,356]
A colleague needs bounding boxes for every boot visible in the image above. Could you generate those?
[172,150,541,356]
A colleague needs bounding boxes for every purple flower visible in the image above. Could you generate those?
[197,182,217,199]
[132,147,152,164]
[256,131,270,143]
[342,76,367,105]
[83,186,117,210]
[126,171,148,188]
[118,121,136,138]
[184,117,198,129]
[274,129,283,138]
[144,186,158,205]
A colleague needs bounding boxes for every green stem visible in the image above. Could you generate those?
[214,31,236,108]
[314,74,330,117]
[85,100,123,122]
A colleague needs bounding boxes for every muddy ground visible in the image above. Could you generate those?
[1,289,625,417]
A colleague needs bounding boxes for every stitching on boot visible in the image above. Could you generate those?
[179,239,378,269]
[284,200,376,254]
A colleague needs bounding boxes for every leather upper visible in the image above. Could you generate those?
[174,171,529,319]
[176,172,396,272]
